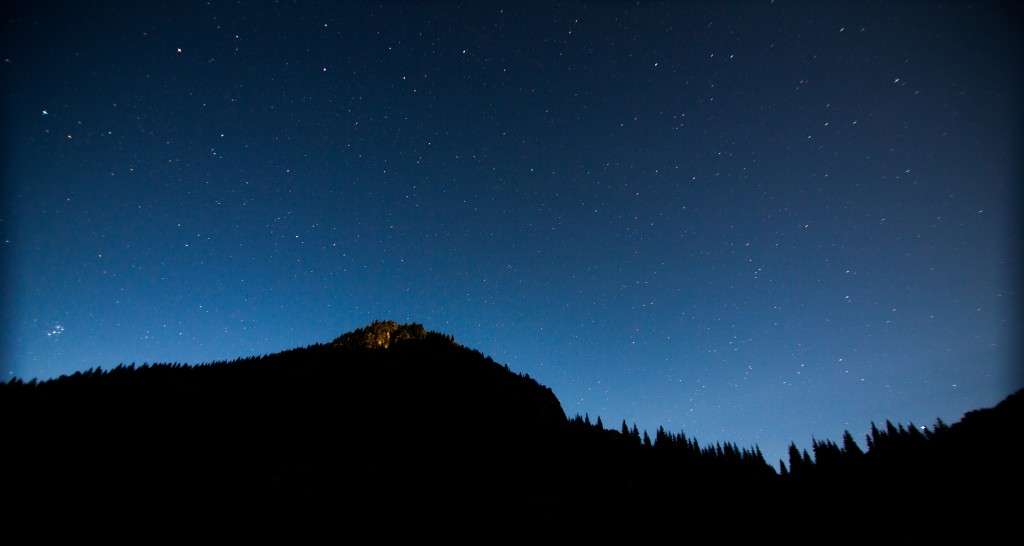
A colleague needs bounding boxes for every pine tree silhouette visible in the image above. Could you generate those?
[841,430,864,458]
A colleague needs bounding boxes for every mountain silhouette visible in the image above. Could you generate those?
[1,321,1019,537]
[2,322,571,521]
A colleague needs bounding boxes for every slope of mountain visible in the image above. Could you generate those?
[1,322,569,515]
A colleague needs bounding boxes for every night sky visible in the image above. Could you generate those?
[3,1,1021,467]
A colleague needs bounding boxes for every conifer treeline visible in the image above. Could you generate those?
[2,330,1017,486]
[562,412,777,480]
[1,323,1020,532]
[2,326,1018,485]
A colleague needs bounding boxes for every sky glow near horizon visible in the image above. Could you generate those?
[2,0,1021,467]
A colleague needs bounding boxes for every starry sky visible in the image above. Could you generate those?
[3,0,1021,467]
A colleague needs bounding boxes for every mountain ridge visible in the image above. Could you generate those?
[1,321,1019,536]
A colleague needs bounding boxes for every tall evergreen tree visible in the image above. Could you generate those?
[788,442,804,475]
[841,430,864,458]
[654,426,668,448]
[869,422,882,450]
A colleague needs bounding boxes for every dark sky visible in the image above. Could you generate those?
[3,0,1022,466]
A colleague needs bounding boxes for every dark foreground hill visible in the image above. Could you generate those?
[3,323,568,511]
[2,321,1020,537]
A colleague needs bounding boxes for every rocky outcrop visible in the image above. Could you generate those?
[331,320,427,350]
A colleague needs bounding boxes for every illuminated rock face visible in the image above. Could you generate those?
[331,320,428,350]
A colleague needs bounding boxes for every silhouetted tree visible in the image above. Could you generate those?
[841,430,864,458]
[788,442,806,476]
[654,426,669,448]
[812,437,843,468]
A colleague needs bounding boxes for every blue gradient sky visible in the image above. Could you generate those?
[3,0,1021,466]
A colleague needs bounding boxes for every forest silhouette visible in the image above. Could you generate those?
[2,321,1018,536]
